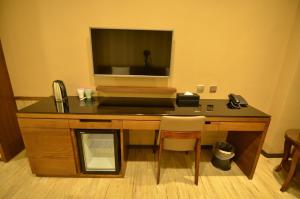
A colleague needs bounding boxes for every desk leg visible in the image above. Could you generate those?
[227,126,268,179]
[153,130,159,153]
[120,129,129,177]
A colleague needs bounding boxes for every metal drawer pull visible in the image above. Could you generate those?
[205,121,211,124]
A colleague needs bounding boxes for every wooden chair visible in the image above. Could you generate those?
[275,129,300,191]
[156,116,206,185]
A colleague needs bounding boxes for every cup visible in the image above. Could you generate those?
[84,89,93,99]
[77,88,85,100]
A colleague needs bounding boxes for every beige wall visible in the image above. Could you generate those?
[1,0,300,151]
[264,4,300,153]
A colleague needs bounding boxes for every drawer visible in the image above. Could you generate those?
[204,121,265,132]
[18,118,69,128]
[69,119,122,129]
[21,128,77,176]
[29,157,77,176]
[218,122,265,131]
[204,122,220,131]
[123,120,160,130]
[21,128,74,158]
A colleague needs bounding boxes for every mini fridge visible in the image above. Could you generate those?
[76,129,120,174]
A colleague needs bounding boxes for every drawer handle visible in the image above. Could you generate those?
[79,119,112,123]
[205,121,211,124]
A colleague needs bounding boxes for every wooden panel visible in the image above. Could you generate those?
[227,120,269,179]
[218,122,266,131]
[96,85,177,94]
[119,129,126,177]
[122,121,265,131]
[17,113,270,123]
[18,118,69,129]
[30,157,77,176]
[123,120,265,134]
[227,131,263,179]
[123,120,160,130]
[70,129,80,173]
[0,144,4,161]
[69,119,122,129]
[17,113,162,122]
[0,40,24,162]
[204,123,220,131]
[20,128,77,175]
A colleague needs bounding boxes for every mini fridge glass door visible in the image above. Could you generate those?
[76,129,120,174]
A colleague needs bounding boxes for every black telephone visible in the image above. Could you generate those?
[228,94,248,109]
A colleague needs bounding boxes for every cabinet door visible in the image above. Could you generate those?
[21,128,77,176]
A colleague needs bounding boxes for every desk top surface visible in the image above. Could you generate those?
[18,96,270,118]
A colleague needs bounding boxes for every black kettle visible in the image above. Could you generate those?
[52,80,67,102]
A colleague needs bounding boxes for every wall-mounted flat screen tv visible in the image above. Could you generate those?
[91,28,173,77]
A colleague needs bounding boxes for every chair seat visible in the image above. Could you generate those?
[285,129,300,146]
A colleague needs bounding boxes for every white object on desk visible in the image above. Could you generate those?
[77,88,85,100]
[184,91,194,96]
[84,89,93,99]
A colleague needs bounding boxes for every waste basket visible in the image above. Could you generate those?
[211,142,235,171]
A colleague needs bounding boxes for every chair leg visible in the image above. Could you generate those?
[157,137,163,184]
[280,148,300,192]
[275,139,292,172]
[153,130,159,153]
[194,139,201,185]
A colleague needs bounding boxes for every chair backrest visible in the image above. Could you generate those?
[160,116,206,132]
[159,116,206,151]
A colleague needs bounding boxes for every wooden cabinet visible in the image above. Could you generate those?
[19,119,77,176]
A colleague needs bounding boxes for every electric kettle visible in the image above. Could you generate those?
[52,80,67,102]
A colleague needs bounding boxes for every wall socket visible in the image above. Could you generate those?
[209,85,217,93]
[196,84,205,93]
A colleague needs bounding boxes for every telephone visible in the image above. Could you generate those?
[228,94,248,109]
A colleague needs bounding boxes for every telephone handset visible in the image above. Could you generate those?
[228,94,248,109]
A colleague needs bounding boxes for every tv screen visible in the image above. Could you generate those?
[91,28,173,76]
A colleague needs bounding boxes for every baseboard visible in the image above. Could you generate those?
[128,144,213,149]
[261,149,283,158]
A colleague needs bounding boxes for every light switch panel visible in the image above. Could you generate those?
[209,85,217,93]
[196,84,204,93]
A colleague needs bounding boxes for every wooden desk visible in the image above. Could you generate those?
[17,97,270,179]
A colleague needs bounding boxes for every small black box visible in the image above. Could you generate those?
[176,93,200,107]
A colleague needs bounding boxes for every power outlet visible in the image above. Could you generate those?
[209,85,217,93]
[196,84,204,93]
